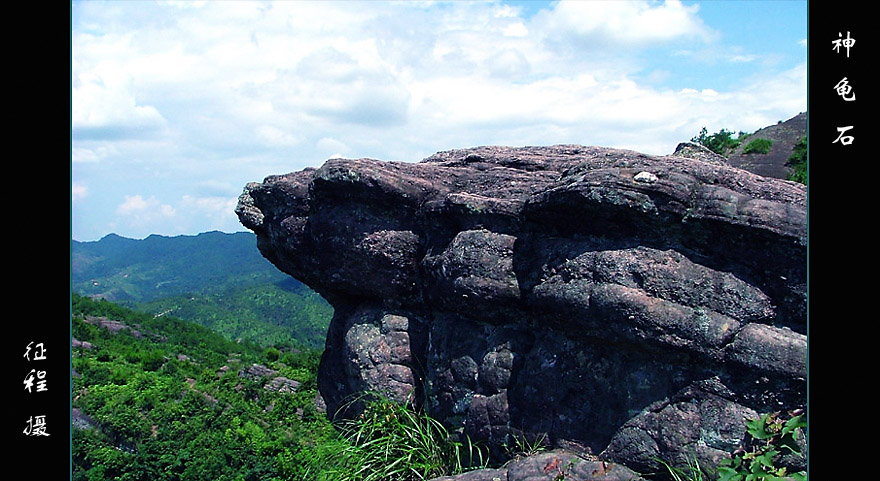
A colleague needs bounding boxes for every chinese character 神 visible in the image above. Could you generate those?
[834,126,854,146]
[23,341,47,361]
[832,31,855,57]
[23,415,50,437]
[23,369,47,393]
[834,77,856,101]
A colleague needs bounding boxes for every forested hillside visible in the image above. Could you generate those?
[71,231,332,349]
[71,294,486,481]
[72,293,343,480]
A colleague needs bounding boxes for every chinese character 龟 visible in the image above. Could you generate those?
[834,77,856,101]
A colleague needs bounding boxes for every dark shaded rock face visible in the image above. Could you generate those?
[236,145,806,476]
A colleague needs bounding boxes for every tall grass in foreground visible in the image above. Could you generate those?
[656,456,708,481]
[327,394,488,481]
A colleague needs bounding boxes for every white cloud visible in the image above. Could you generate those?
[72,32,168,141]
[108,193,240,239]
[72,144,119,163]
[730,54,757,63]
[532,0,714,48]
[486,48,531,78]
[255,125,301,147]
[72,183,89,202]
[117,195,175,217]
[180,195,240,232]
[316,137,351,159]
[503,22,528,37]
[71,0,807,240]
[71,77,166,140]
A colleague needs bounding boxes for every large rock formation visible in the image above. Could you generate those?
[236,145,806,478]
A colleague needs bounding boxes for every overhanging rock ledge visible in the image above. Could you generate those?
[236,144,806,477]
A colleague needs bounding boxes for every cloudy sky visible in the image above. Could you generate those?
[71,0,807,241]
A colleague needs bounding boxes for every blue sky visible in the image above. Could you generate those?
[71,0,807,241]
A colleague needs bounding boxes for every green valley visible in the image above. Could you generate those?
[72,293,342,481]
[71,231,333,349]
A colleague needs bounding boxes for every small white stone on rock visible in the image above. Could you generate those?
[634,171,658,184]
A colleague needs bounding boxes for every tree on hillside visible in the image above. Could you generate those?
[691,127,747,156]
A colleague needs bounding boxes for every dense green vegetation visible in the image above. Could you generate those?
[72,293,335,481]
[718,410,807,481]
[741,138,774,155]
[138,278,332,350]
[71,232,282,302]
[71,231,333,349]
[71,294,481,481]
[691,127,749,156]
[786,136,808,185]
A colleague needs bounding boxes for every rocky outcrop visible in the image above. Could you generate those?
[84,315,143,338]
[238,363,302,394]
[671,141,728,165]
[432,450,645,481]
[236,145,806,477]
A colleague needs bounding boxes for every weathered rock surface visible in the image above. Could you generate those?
[237,144,807,477]
[238,363,302,394]
[84,315,143,338]
[432,450,645,481]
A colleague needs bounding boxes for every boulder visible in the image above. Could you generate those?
[431,450,645,481]
[237,145,806,476]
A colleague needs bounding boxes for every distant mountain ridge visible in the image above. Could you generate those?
[71,230,332,349]
[72,231,283,302]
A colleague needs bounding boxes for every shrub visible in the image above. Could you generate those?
[742,138,774,155]
[786,137,807,185]
[692,127,747,156]
[263,346,281,362]
[718,409,807,481]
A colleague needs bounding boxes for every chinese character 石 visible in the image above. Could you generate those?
[832,31,855,57]
[834,126,854,145]
[23,369,47,393]
[23,415,50,436]
[834,77,856,101]
[23,342,46,361]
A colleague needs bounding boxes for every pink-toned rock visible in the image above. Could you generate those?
[238,144,806,474]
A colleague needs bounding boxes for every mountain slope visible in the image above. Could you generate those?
[71,231,332,349]
[725,111,807,180]
[71,293,347,481]
[72,231,288,302]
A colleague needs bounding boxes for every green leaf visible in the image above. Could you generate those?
[718,466,743,481]
[783,414,806,435]
[756,450,779,468]
[746,415,773,440]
